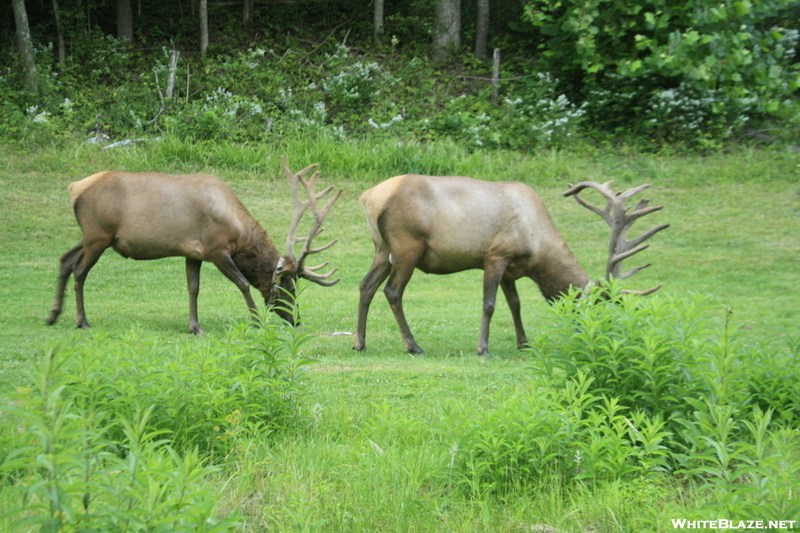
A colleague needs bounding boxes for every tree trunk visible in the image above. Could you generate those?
[116,0,134,41]
[11,0,38,94]
[199,0,208,57]
[51,0,66,65]
[433,0,461,62]
[243,0,254,29]
[374,0,384,47]
[474,0,488,60]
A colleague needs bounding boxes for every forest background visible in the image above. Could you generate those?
[3,0,800,150]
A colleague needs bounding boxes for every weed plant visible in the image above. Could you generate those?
[0,313,312,531]
[450,286,800,524]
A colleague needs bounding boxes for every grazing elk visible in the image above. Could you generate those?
[354,175,668,356]
[46,157,341,333]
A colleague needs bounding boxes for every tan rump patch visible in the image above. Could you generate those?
[359,174,409,211]
[67,171,118,206]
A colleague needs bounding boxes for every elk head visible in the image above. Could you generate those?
[269,156,342,323]
[563,180,670,295]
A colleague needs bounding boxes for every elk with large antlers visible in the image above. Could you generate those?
[354,175,668,356]
[46,157,341,333]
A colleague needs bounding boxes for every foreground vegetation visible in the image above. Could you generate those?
[0,137,799,532]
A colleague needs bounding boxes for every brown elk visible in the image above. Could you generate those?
[46,157,341,333]
[354,175,668,356]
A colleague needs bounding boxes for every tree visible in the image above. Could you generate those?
[11,0,37,94]
[374,0,384,47]
[433,0,461,61]
[474,0,489,59]
[199,0,208,57]
[523,0,800,114]
[243,0,254,29]
[51,0,66,65]
[116,0,133,41]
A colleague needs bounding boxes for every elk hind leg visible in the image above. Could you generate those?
[46,243,84,325]
[383,246,425,355]
[72,239,110,329]
[354,246,391,351]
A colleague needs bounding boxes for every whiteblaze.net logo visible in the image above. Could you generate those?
[671,519,797,530]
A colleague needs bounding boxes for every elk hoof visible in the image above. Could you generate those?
[45,310,60,325]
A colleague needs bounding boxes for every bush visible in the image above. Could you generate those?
[451,372,672,498]
[451,289,800,507]
[0,348,245,532]
[60,319,313,458]
[527,288,725,430]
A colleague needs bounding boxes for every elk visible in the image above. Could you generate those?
[354,175,669,356]
[46,157,341,333]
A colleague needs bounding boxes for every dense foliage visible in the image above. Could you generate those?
[2,0,798,150]
[455,288,800,519]
[0,317,312,531]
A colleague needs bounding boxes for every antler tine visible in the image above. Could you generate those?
[563,180,616,224]
[280,156,342,280]
[565,179,669,293]
[622,284,663,296]
[298,186,342,262]
[617,183,651,201]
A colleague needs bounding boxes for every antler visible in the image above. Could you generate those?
[281,155,342,286]
[563,180,670,295]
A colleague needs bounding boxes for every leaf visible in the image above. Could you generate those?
[733,0,751,16]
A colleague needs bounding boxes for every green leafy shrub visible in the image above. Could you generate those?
[165,87,270,141]
[522,0,800,143]
[451,372,671,498]
[451,289,800,506]
[321,44,396,119]
[679,404,800,522]
[17,318,314,460]
[0,350,242,532]
[737,338,800,427]
[527,289,723,427]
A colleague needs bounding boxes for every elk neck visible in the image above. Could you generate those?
[231,225,281,294]
[529,246,591,302]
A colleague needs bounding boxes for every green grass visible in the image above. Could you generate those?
[1,137,799,531]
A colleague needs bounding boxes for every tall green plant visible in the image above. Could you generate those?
[58,317,313,458]
[528,288,721,422]
[0,350,241,532]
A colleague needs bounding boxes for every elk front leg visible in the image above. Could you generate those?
[354,247,392,351]
[212,254,260,323]
[186,258,204,335]
[500,278,529,349]
[477,258,510,356]
[46,243,83,325]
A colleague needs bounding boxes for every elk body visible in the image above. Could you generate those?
[47,157,341,333]
[354,175,668,356]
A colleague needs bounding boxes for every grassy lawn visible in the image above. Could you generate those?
[1,139,798,531]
